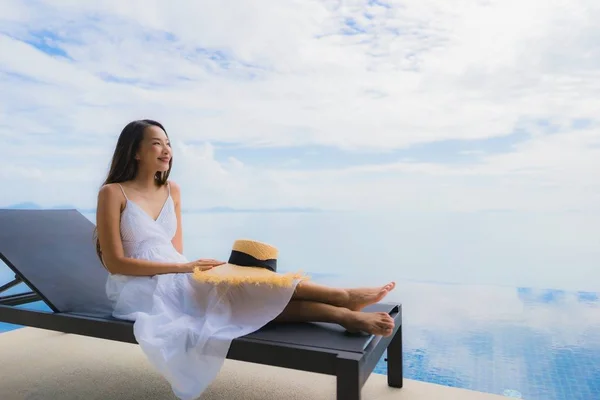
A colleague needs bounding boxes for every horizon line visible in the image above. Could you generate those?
[1,202,325,214]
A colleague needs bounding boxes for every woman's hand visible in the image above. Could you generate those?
[183,258,226,272]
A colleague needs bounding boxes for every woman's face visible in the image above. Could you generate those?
[136,125,172,172]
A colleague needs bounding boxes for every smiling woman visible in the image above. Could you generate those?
[90,119,397,400]
[92,119,183,270]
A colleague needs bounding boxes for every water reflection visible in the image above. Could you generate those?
[1,264,599,400]
[385,282,599,400]
[299,274,599,400]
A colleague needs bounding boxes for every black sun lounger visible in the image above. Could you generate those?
[0,209,403,400]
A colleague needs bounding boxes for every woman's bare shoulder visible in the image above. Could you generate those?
[98,183,122,198]
[97,183,126,210]
[169,180,181,197]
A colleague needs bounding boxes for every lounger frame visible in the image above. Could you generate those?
[0,213,403,400]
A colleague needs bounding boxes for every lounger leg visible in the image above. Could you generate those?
[336,356,361,400]
[387,324,403,388]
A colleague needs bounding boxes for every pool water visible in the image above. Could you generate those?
[1,278,599,399]
[369,282,600,400]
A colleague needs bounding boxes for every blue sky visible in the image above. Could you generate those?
[0,0,598,212]
[206,131,530,169]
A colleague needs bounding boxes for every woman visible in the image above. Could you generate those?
[95,119,396,399]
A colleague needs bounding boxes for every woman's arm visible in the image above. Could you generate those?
[96,183,187,276]
[170,180,184,254]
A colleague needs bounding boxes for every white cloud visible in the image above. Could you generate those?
[0,0,599,212]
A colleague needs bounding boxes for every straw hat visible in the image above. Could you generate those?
[192,239,309,288]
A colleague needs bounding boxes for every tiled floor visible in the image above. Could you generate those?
[0,327,506,400]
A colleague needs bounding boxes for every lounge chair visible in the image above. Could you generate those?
[0,209,403,400]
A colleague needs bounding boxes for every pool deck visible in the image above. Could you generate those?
[0,327,507,400]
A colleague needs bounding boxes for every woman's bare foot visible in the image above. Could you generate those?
[344,282,396,311]
[341,311,395,337]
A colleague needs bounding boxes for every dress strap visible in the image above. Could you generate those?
[116,183,129,200]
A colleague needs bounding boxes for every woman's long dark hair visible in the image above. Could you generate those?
[93,119,173,266]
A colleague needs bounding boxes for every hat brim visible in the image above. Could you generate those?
[192,263,309,288]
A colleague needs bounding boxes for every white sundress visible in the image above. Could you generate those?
[105,183,299,400]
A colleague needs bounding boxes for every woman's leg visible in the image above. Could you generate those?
[275,300,395,337]
[291,280,396,311]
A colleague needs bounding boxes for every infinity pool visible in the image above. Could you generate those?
[1,275,599,400]
[369,281,600,400]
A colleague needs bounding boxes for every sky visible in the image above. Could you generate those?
[0,0,599,212]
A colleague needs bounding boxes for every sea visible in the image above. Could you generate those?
[1,209,599,399]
